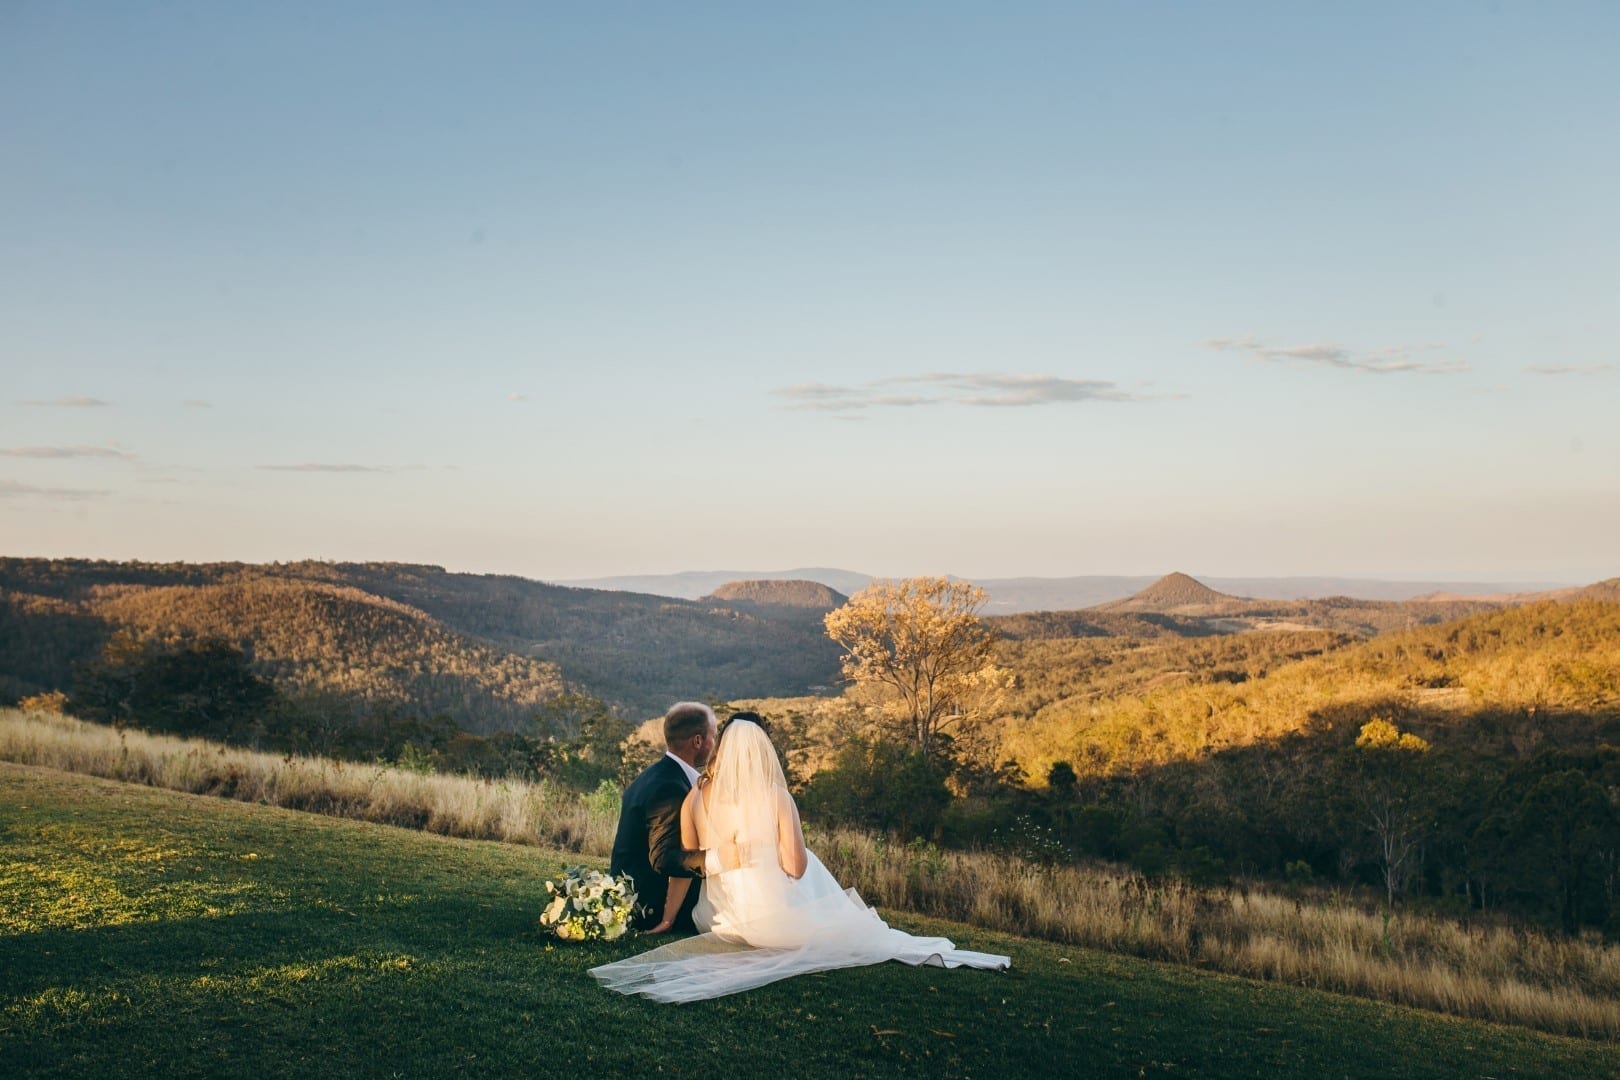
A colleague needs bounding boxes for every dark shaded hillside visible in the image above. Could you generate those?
[0,575,565,733]
[0,558,842,719]
[301,563,844,712]
[95,581,566,732]
[0,591,111,703]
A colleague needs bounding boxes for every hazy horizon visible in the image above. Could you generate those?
[4,5,1616,583]
[0,549,1584,595]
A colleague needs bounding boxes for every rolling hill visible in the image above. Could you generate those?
[0,558,843,723]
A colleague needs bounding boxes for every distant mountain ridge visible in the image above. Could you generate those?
[559,568,1575,612]
[557,568,875,601]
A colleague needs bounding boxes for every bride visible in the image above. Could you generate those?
[589,717,1009,1003]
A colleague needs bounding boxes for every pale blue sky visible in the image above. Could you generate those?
[3,3,1616,582]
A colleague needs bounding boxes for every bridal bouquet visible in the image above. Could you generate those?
[538,866,639,942]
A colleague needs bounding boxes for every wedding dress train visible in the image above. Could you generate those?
[589,721,1008,1003]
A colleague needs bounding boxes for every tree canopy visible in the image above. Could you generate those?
[823,577,1009,754]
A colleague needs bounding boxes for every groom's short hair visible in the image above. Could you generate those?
[663,702,715,747]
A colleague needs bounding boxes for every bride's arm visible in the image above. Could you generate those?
[648,877,691,935]
[776,787,808,880]
[679,787,701,852]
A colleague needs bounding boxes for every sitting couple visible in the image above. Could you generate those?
[592,702,1009,1003]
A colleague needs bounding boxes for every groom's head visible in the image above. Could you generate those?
[663,702,718,769]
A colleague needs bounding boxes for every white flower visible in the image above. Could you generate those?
[538,868,640,942]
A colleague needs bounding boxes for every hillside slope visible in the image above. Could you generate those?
[5,763,1613,1077]
[0,558,842,720]
[999,599,1620,781]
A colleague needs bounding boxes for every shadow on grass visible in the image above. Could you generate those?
[0,889,550,996]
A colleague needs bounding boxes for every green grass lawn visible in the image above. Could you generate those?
[2,762,1613,1079]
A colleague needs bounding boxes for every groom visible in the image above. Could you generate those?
[610,701,718,933]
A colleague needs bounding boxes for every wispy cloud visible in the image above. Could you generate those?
[0,445,135,460]
[18,396,111,407]
[1525,363,1615,376]
[1205,336,1469,375]
[0,479,110,500]
[773,373,1148,414]
[182,399,212,408]
[508,393,530,403]
[257,463,394,473]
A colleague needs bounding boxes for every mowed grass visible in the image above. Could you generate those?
[2,763,1613,1080]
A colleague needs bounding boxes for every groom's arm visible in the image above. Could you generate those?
[647,783,706,879]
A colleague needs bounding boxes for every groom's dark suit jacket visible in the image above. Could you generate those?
[610,754,706,931]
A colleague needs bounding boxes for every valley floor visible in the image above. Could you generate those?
[2,762,1614,1079]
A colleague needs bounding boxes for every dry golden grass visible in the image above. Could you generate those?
[0,709,616,855]
[5,707,1617,1039]
[811,826,1620,1040]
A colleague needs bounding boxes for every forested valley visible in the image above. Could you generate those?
[4,557,1618,938]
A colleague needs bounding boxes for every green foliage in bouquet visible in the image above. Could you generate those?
[537,866,638,941]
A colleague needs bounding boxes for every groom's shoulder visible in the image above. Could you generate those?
[626,754,678,793]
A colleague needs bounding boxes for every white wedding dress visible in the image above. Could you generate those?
[589,721,1009,1004]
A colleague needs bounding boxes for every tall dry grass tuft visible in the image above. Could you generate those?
[0,709,618,856]
[6,709,1618,1040]
[809,825,1620,1041]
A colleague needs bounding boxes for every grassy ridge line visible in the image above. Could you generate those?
[4,763,1616,1079]
[5,708,1620,1041]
